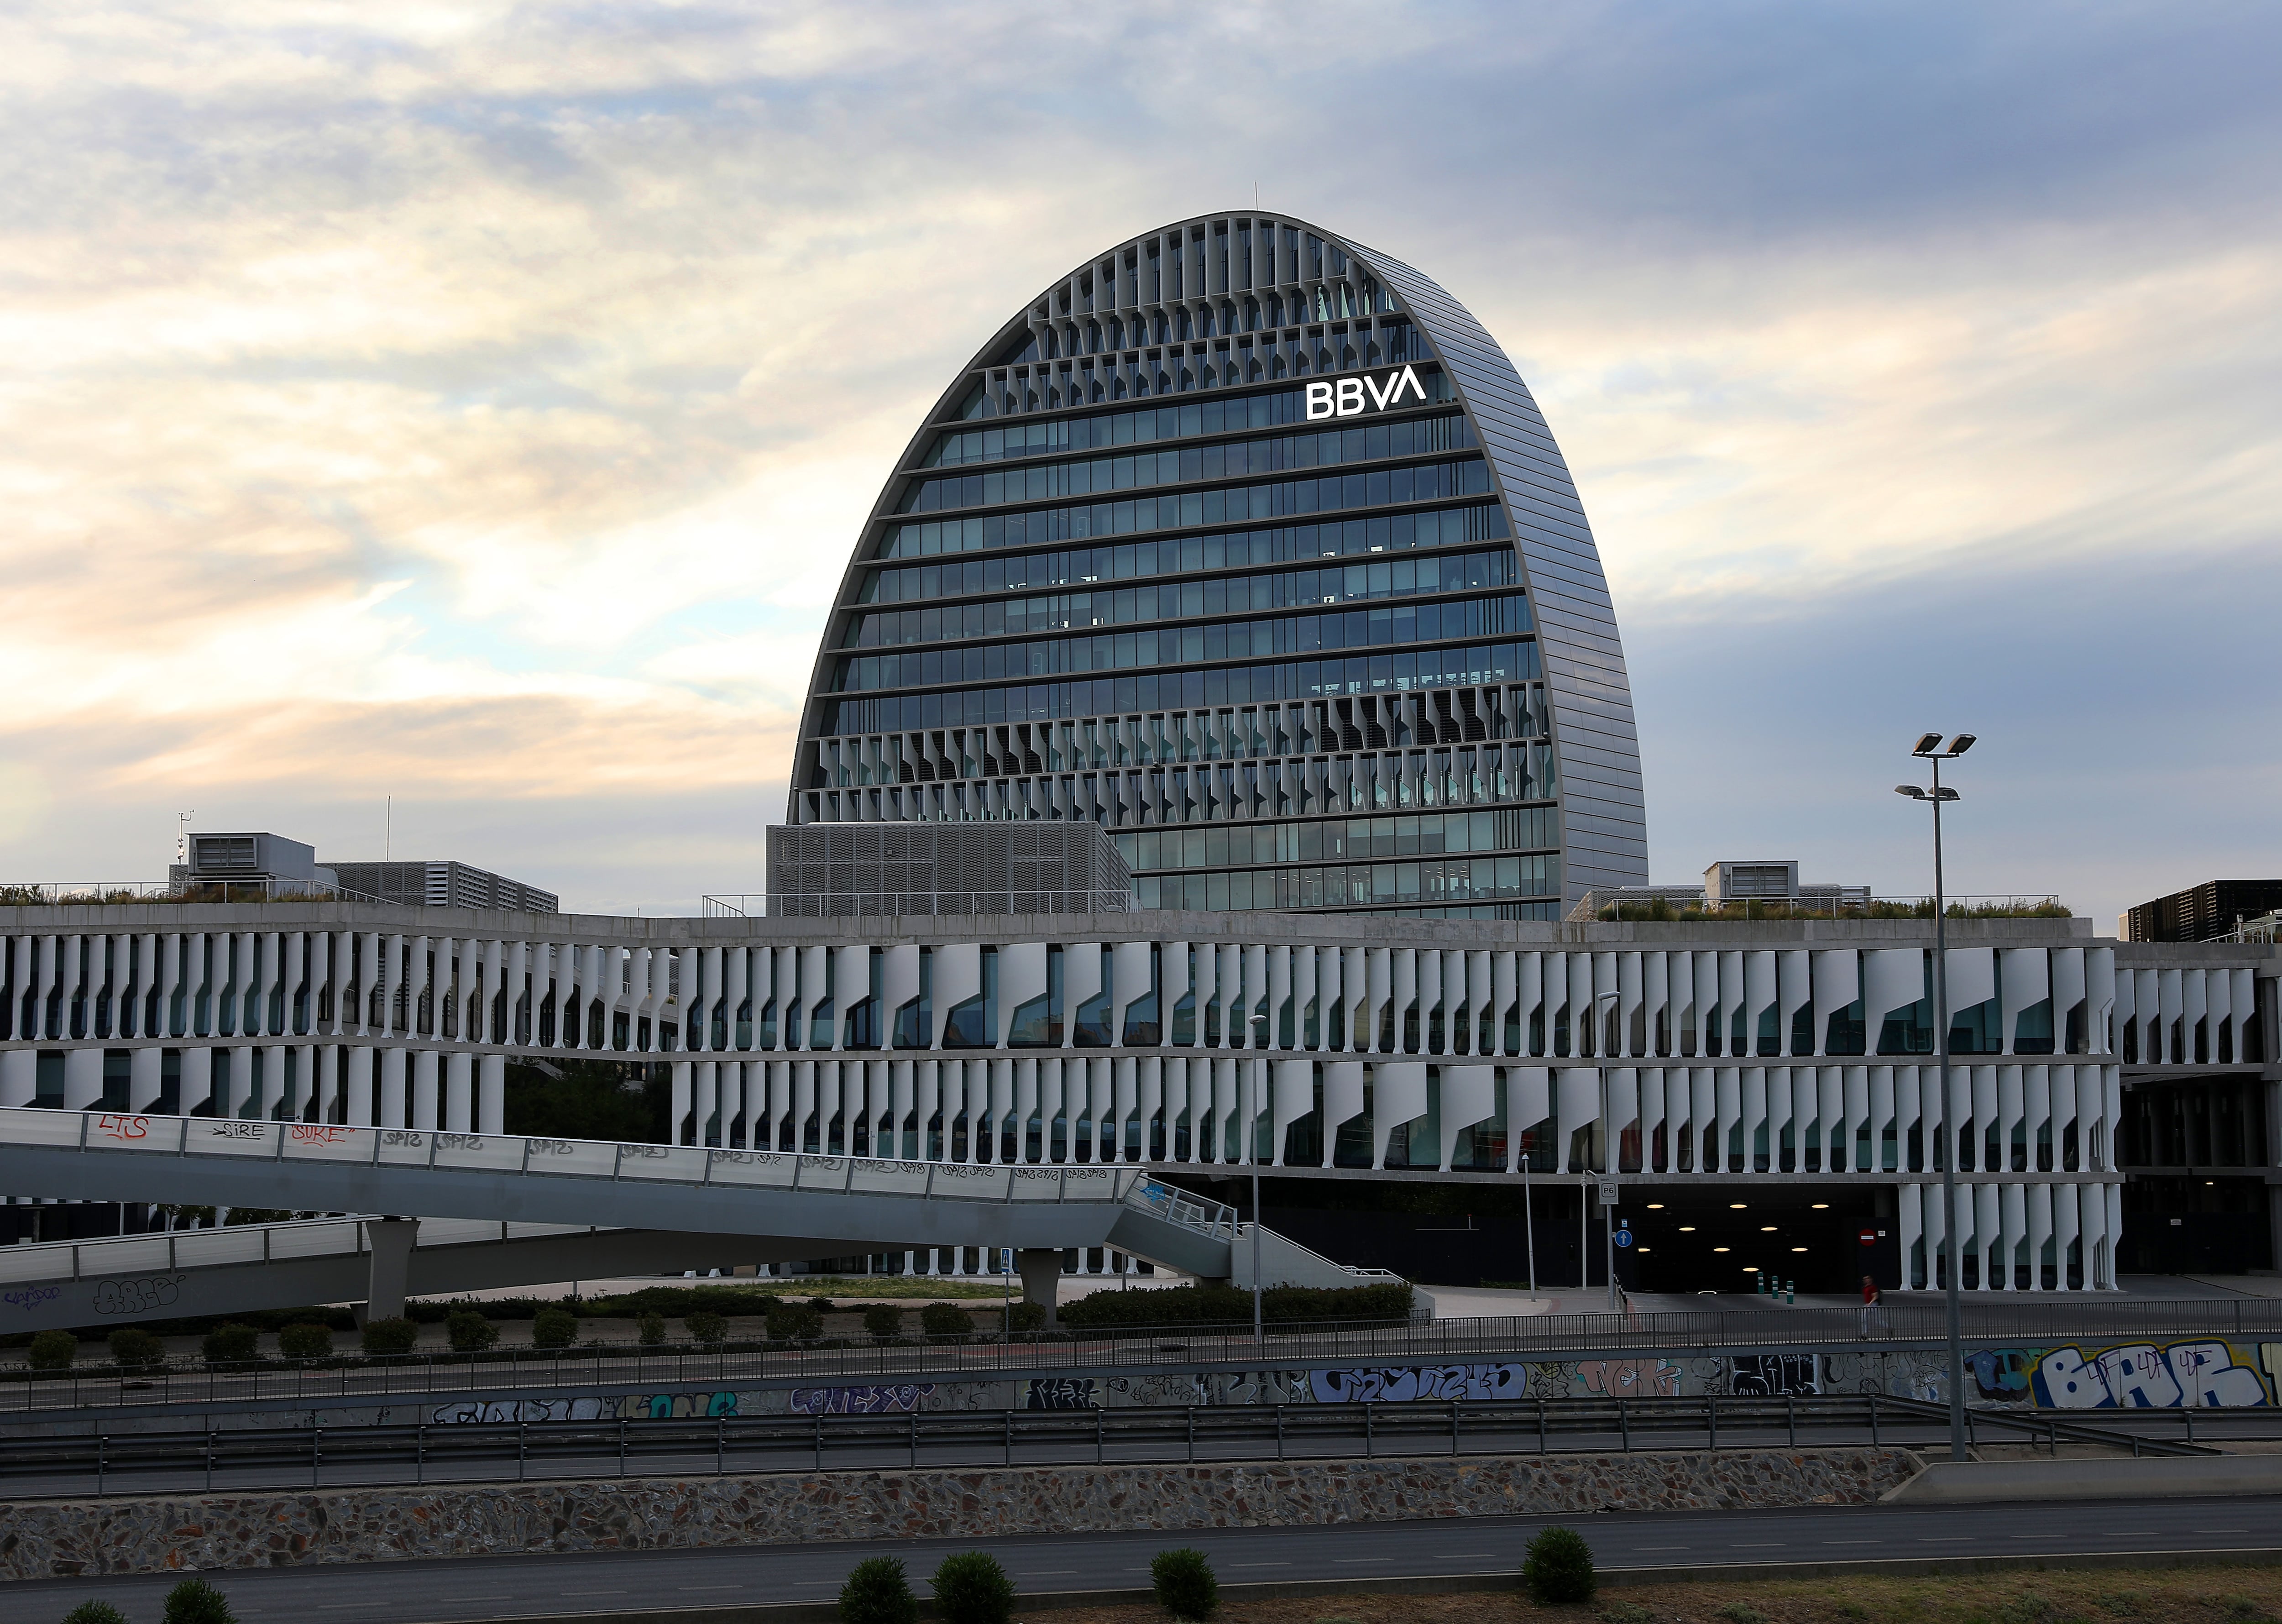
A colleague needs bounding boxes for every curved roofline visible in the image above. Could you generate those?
[789,211,1649,905]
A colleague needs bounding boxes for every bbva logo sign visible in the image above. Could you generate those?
[1304,364,1429,421]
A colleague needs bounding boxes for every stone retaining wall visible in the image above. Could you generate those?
[4,1446,1919,1580]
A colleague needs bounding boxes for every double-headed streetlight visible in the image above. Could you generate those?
[1896,730,1973,1462]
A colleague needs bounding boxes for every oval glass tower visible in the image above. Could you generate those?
[792,214,1647,919]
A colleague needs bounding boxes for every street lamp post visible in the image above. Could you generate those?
[1897,730,1975,1463]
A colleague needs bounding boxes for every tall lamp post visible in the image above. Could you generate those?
[1897,730,1974,1463]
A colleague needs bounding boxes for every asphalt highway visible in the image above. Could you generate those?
[11,1496,2282,1622]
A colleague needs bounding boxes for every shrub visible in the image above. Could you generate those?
[27,1329,77,1371]
[107,1327,164,1370]
[929,1551,1014,1624]
[445,1310,499,1352]
[1715,1605,1767,1624]
[63,1603,130,1624]
[277,1322,333,1360]
[920,1302,974,1341]
[862,1304,905,1341]
[1057,1280,1411,1331]
[1006,1301,1048,1335]
[685,1310,728,1344]
[360,1316,419,1355]
[766,1304,823,1342]
[200,1323,258,1365]
[532,1307,578,1349]
[1150,1547,1218,1620]
[163,1577,237,1624]
[837,1555,918,1624]
[1522,1524,1596,1605]
[807,1297,835,1313]
[637,1311,667,1345]
[1602,1603,1653,1624]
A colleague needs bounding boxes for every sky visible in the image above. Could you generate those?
[2,0,2276,927]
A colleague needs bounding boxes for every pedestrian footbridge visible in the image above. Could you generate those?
[0,1106,1245,1325]
[0,1215,779,1333]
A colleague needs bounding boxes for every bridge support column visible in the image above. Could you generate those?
[358,1217,419,1325]
[1015,1248,1061,1327]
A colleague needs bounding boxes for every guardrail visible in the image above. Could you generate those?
[0,1216,610,1287]
[0,1106,1151,1208]
[701,891,1133,919]
[9,1392,2250,1500]
[13,1295,2282,1416]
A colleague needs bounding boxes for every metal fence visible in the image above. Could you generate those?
[12,1391,2256,1501]
[15,1298,2282,1417]
[0,879,387,906]
[702,891,1133,919]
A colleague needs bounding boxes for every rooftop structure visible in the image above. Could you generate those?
[2123,879,2282,944]
[760,821,1129,918]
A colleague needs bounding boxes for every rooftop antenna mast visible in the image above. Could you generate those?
[385,796,392,862]
[175,811,194,865]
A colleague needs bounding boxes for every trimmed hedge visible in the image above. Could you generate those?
[837,1555,918,1624]
[163,1577,236,1624]
[929,1552,1014,1624]
[107,1328,165,1369]
[1056,1281,1411,1330]
[1151,1547,1218,1620]
[200,1324,258,1364]
[445,1310,499,1352]
[360,1317,419,1355]
[1521,1524,1597,1604]
[276,1322,333,1359]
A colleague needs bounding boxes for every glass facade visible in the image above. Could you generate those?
[792,214,1649,917]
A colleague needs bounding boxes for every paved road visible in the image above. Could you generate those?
[10,1496,2282,1621]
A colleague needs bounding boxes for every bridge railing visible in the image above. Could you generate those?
[0,1107,1147,1208]
[0,1216,612,1287]
[1123,1177,1238,1241]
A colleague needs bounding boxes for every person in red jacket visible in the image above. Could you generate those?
[1859,1274,1884,1338]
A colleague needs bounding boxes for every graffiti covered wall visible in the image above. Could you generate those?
[300,1342,2282,1432]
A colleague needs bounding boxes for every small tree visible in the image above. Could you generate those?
[1521,1524,1596,1604]
[445,1310,499,1352]
[277,1322,333,1359]
[532,1307,578,1349]
[359,1316,419,1355]
[200,1323,259,1365]
[863,1304,904,1342]
[930,1551,1014,1624]
[163,1577,237,1624]
[766,1304,823,1342]
[920,1302,973,1341]
[1150,1548,1218,1620]
[63,1602,131,1624]
[685,1309,729,1344]
[107,1327,165,1370]
[837,1555,918,1624]
[27,1330,77,1371]
[637,1310,667,1345]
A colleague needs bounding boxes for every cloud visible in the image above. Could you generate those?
[0,0,2274,921]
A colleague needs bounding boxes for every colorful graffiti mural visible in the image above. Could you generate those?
[1572,1358,1682,1398]
[790,1383,937,1415]
[431,1390,741,1424]
[1310,1363,1529,1403]
[2025,1341,2273,1409]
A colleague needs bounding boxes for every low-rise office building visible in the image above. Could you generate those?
[3,901,2270,1292]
